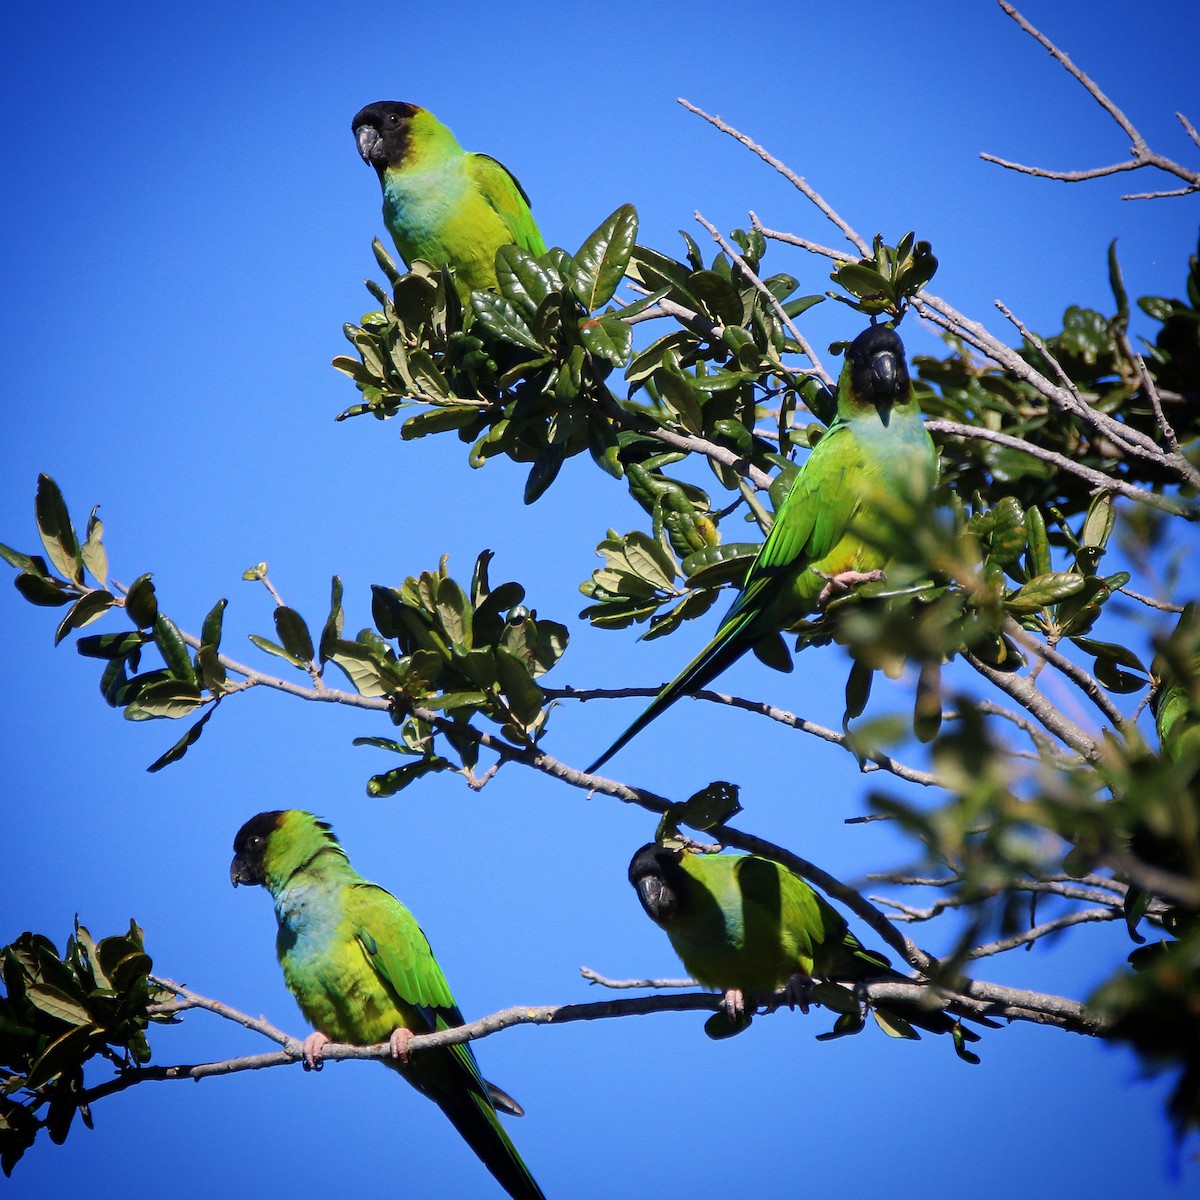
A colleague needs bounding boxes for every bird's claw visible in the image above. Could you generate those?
[783,972,814,1014]
[389,1026,415,1065]
[721,988,748,1025]
[816,568,887,608]
[301,1031,330,1070]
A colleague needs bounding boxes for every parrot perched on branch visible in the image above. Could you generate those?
[587,323,937,775]
[231,809,545,1200]
[352,100,545,293]
[629,841,980,1052]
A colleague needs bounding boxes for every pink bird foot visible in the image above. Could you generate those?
[783,971,814,1014]
[816,568,886,608]
[389,1026,415,1065]
[720,988,747,1025]
[301,1031,330,1070]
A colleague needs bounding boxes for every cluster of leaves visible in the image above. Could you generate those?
[0,479,568,784]
[0,921,172,1175]
[919,238,1200,525]
[338,550,569,793]
[334,205,644,504]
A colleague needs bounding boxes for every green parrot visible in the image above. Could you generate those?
[629,842,977,1045]
[587,324,937,775]
[352,100,546,293]
[231,810,545,1200]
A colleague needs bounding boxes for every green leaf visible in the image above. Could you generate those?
[569,204,638,310]
[247,633,308,669]
[154,615,196,684]
[326,638,392,698]
[15,572,74,607]
[872,1009,920,1040]
[54,590,115,646]
[26,983,92,1027]
[495,244,558,314]
[367,757,451,796]
[35,474,83,586]
[677,781,742,831]
[1024,504,1051,578]
[1005,572,1086,613]
[123,680,204,720]
[200,598,227,651]
[319,577,344,663]
[124,575,158,630]
[75,631,147,660]
[495,646,544,727]
[274,606,315,663]
[146,703,219,773]
[81,507,108,587]
[471,291,543,352]
[579,313,633,365]
[523,441,568,506]
[24,1025,94,1092]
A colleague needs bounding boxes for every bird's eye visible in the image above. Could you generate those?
[250,836,263,849]
[387,114,399,125]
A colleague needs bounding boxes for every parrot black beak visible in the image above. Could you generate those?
[230,853,262,888]
[355,123,382,166]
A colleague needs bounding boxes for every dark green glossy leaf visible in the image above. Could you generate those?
[81,507,107,587]
[1005,572,1086,613]
[154,615,196,684]
[274,606,315,663]
[34,474,82,586]
[201,598,227,651]
[247,634,307,669]
[14,572,73,607]
[471,291,543,352]
[76,631,147,660]
[145,703,219,773]
[367,757,452,796]
[123,680,204,720]
[54,590,115,646]
[124,575,158,630]
[569,203,638,310]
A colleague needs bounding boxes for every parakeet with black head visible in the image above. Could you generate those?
[352,100,545,293]
[231,810,545,1200]
[587,324,937,774]
[629,841,977,1047]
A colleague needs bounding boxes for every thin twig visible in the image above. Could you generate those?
[925,418,1194,519]
[1004,620,1129,731]
[581,967,695,990]
[961,651,1102,762]
[693,209,833,387]
[967,907,1121,959]
[545,685,943,789]
[981,3,1200,201]
[1117,587,1184,614]
[678,99,870,256]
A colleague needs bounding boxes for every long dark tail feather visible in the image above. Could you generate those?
[437,1089,546,1200]
[585,615,755,775]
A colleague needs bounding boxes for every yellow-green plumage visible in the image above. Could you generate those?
[352,101,545,293]
[231,810,544,1200]
[588,325,937,774]
[629,842,975,1044]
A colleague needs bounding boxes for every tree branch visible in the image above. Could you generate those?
[981,2,1200,200]
[545,685,943,788]
[678,99,870,255]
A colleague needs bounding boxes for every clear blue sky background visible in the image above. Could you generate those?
[2,1,1198,1196]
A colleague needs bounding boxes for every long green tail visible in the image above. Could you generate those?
[436,1088,545,1200]
[585,606,759,775]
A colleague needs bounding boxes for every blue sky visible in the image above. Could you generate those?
[2,1,1198,1196]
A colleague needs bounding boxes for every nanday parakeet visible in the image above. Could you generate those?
[587,324,937,774]
[352,100,545,294]
[231,810,545,1200]
[629,842,978,1046]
